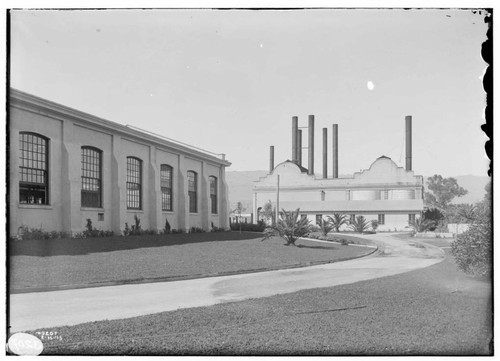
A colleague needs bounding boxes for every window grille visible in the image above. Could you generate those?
[187,171,197,213]
[19,132,49,204]
[209,176,217,214]
[126,157,142,209]
[160,164,173,211]
[81,147,102,208]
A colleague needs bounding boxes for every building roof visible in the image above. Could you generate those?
[10,88,231,167]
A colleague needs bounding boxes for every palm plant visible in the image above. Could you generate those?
[349,216,371,233]
[409,217,433,233]
[328,214,348,232]
[457,204,477,224]
[317,217,335,237]
[262,208,311,246]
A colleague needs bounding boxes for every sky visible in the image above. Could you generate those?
[9,8,490,177]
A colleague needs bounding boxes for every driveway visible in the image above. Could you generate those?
[9,233,444,332]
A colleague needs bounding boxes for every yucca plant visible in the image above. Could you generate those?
[328,214,348,232]
[262,208,311,246]
[349,216,371,233]
[317,217,335,237]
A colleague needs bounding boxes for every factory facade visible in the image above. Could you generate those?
[253,116,424,231]
[9,89,231,236]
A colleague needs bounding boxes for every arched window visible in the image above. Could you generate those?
[187,171,197,213]
[160,164,173,211]
[209,176,217,214]
[126,157,142,209]
[19,132,49,204]
[81,147,102,208]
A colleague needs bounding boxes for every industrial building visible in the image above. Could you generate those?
[253,115,424,231]
[9,89,231,236]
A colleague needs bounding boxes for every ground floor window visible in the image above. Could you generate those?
[350,214,356,223]
[408,214,416,224]
[315,214,323,225]
[378,214,385,225]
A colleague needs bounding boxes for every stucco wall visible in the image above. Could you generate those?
[9,90,231,236]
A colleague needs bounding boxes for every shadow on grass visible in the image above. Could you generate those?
[9,232,263,257]
[296,244,339,250]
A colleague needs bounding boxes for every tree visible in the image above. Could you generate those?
[328,214,348,233]
[424,175,468,210]
[349,216,371,233]
[261,201,275,224]
[317,217,335,237]
[262,208,311,246]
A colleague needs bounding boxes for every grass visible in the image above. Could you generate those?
[27,249,492,355]
[10,232,375,291]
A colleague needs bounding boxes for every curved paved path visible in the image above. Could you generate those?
[9,233,444,332]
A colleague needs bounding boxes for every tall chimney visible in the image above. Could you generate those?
[269,145,275,173]
[405,115,412,171]
[322,128,328,179]
[332,124,338,178]
[292,116,298,163]
[308,115,315,175]
[298,129,302,166]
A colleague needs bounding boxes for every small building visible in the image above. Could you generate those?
[9,89,231,236]
[252,115,424,231]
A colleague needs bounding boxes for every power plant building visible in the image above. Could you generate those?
[9,89,231,236]
[253,116,424,231]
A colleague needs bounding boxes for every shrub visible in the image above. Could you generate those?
[451,221,491,276]
[74,219,115,238]
[230,221,266,232]
[12,225,71,241]
[339,238,351,246]
[349,216,371,233]
[171,229,184,234]
[163,218,171,234]
[189,226,205,233]
[370,220,378,231]
[262,208,311,246]
[123,216,157,236]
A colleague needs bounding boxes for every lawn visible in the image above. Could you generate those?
[10,232,375,292]
[27,248,492,355]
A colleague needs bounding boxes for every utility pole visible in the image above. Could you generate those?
[276,175,280,225]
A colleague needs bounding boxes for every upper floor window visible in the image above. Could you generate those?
[160,164,173,211]
[81,147,102,208]
[209,176,217,214]
[187,171,197,213]
[19,132,49,205]
[126,157,142,209]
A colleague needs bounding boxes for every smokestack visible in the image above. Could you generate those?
[308,115,315,175]
[323,128,328,179]
[292,116,298,163]
[405,115,412,171]
[298,129,302,166]
[269,146,274,173]
[332,124,338,178]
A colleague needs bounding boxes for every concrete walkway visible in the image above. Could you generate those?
[9,233,444,332]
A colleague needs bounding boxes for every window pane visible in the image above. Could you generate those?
[81,147,102,208]
[19,132,49,205]
[126,157,142,209]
